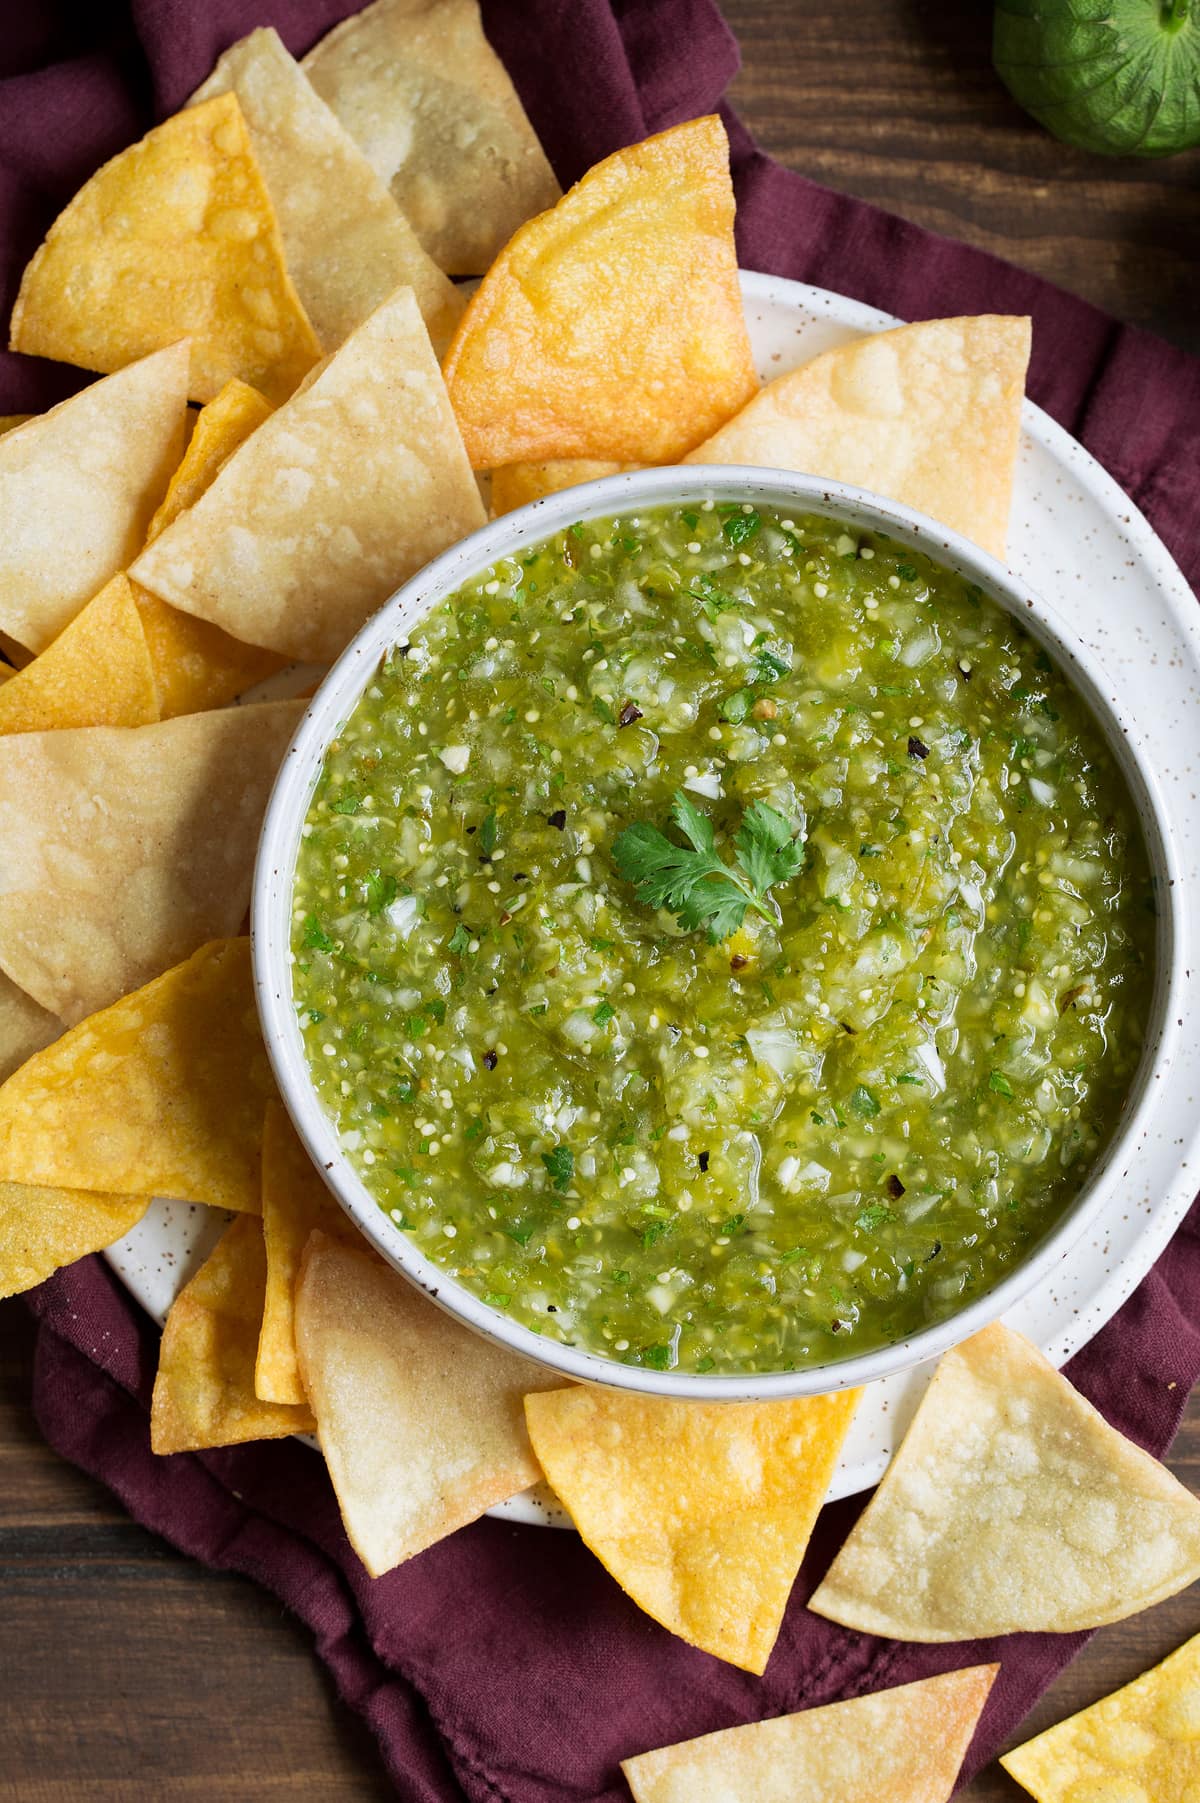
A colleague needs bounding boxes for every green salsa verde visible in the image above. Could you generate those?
[291,502,1155,1375]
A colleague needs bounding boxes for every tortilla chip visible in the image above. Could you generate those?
[295,1232,563,1574]
[490,459,633,517]
[151,1214,315,1453]
[134,379,284,716]
[0,700,301,1023]
[809,1322,1200,1641]
[0,974,60,1085]
[303,0,560,276]
[9,93,321,405]
[257,1099,357,1405]
[0,939,273,1214]
[131,285,485,663]
[0,574,157,735]
[1002,1628,1200,1802]
[622,1664,999,1803]
[191,28,464,355]
[524,1385,860,1673]
[0,345,189,652]
[443,116,757,468]
[0,415,31,434]
[687,316,1031,560]
[0,1181,149,1301]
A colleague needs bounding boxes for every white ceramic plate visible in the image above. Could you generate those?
[105,272,1200,1528]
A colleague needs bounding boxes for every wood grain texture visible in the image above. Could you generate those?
[3,2,1199,1797]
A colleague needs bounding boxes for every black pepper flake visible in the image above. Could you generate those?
[618,700,644,728]
[908,735,930,760]
[840,1019,856,1035]
[698,1150,710,1173]
[730,953,748,972]
[546,1304,558,1313]
[925,1239,942,1262]
[830,1318,847,1334]
[547,809,567,830]
[483,1049,498,1070]
[885,1174,906,1200]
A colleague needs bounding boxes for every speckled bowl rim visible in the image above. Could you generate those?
[253,466,1183,1400]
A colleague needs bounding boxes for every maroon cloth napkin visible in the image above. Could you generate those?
[8,2,1200,1796]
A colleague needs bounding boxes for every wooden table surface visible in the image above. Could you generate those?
[2,3,1199,1798]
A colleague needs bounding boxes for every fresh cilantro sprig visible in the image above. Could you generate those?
[612,792,805,944]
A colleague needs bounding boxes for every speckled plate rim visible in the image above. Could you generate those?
[106,271,1200,1522]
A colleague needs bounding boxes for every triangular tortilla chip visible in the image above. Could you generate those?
[191,28,464,354]
[524,1385,861,1673]
[0,700,301,1023]
[9,93,321,404]
[686,316,1031,559]
[809,1323,1200,1640]
[295,1233,564,1574]
[303,0,560,276]
[622,1664,999,1803]
[0,1181,149,1301]
[131,286,485,662]
[151,1215,315,1453]
[0,974,59,1085]
[443,115,758,468]
[0,940,272,1214]
[0,573,157,734]
[0,344,189,651]
[257,1099,358,1405]
[490,458,633,517]
[0,415,31,434]
[133,378,284,717]
[1002,1627,1200,1801]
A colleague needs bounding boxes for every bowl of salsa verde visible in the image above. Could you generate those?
[254,469,1180,1398]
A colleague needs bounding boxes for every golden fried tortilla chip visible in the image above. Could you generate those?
[10,93,321,404]
[524,1385,860,1673]
[809,1323,1200,1641]
[257,1100,357,1405]
[191,28,464,354]
[0,345,188,652]
[443,116,757,468]
[131,285,485,663]
[151,1214,315,1453]
[489,459,633,517]
[295,1233,564,1574]
[303,0,560,276]
[0,1181,149,1301]
[0,939,273,1213]
[0,974,59,1085]
[687,316,1031,559]
[623,1664,999,1803]
[134,378,284,716]
[1002,1627,1200,1801]
[0,701,301,1023]
[0,415,31,434]
[0,574,157,734]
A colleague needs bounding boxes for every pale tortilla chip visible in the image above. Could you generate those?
[0,700,301,1023]
[524,1385,860,1673]
[0,574,157,734]
[809,1322,1200,1640]
[490,459,633,517]
[151,1214,315,1453]
[294,1232,564,1574]
[0,1181,149,1300]
[0,345,188,651]
[687,316,1031,559]
[0,939,273,1214]
[9,94,321,404]
[257,1099,357,1405]
[303,0,560,276]
[191,28,463,354]
[134,378,284,716]
[131,286,485,663]
[443,116,758,467]
[1002,1627,1200,1801]
[622,1664,999,1803]
[0,974,60,1085]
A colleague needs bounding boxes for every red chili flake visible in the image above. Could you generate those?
[499,911,512,926]
[618,701,644,727]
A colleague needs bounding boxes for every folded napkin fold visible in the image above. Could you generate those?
[8,1,1200,1796]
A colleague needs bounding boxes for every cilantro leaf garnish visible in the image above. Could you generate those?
[612,792,805,944]
[542,1144,574,1193]
[722,509,761,547]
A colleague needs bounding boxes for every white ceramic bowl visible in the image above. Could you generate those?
[253,467,1183,1400]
